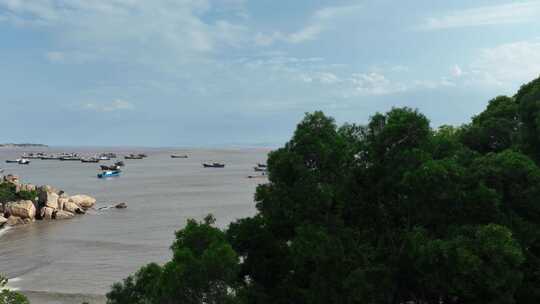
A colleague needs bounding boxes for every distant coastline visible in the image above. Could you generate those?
[0,143,48,148]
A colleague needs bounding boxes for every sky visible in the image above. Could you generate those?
[1,0,539,147]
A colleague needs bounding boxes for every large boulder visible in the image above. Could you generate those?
[64,201,85,214]
[3,175,19,184]
[6,216,24,226]
[20,184,36,192]
[55,210,74,220]
[5,201,36,219]
[69,195,96,209]
[42,192,59,210]
[0,216,7,228]
[37,185,59,195]
[57,197,69,211]
[40,207,55,220]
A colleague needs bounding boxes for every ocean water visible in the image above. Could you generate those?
[0,147,269,304]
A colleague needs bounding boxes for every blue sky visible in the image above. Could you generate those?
[1,0,539,146]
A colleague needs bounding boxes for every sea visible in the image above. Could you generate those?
[0,147,270,304]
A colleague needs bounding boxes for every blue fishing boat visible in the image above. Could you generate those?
[97,170,121,178]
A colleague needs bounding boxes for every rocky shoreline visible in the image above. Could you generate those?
[0,175,96,229]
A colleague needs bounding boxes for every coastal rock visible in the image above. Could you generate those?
[38,185,59,195]
[69,195,96,209]
[20,184,36,192]
[40,207,55,220]
[0,216,7,228]
[6,216,24,226]
[5,200,36,219]
[115,202,128,209]
[44,192,59,209]
[57,197,69,211]
[55,210,74,220]
[64,201,85,214]
[3,175,19,185]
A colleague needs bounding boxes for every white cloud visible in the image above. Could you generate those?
[463,40,540,88]
[0,1,249,65]
[418,1,540,30]
[255,4,362,46]
[84,99,134,112]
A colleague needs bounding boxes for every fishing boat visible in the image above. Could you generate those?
[253,166,267,172]
[171,154,189,159]
[18,159,30,165]
[98,156,110,161]
[22,153,45,159]
[59,156,81,161]
[5,159,30,164]
[100,153,117,159]
[203,162,225,168]
[81,158,99,163]
[97,170,121,178]
[114,161,125,167]
[257,163,267,168]
[125,154,144,160]
[100,164,121,171]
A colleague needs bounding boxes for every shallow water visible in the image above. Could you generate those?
[0,147,268,303]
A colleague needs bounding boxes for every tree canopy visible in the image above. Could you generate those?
[108,76,540,304]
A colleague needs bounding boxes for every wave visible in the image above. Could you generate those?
[0,226,11,239]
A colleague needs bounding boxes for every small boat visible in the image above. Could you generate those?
[18,159,30,165]
[5,159,30,164]
[22,153,45,159]
[100,153,117,159]
[171,155,189,159]
[125,154,143,160]
[81,158,100,163]
[59,156,81,161]
[257,163,267,168]
[138,153,148,158]
[100,165,121,171]
[40,155,60,160]
[114,161,125,167]
[97,170,121,178]
[203,162,225,168]
[253,167,267,172]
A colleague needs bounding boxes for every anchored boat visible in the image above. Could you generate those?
[98,170,121,178]
[202,162,225,168]
[171,154,189,159]
[100,164,121,171]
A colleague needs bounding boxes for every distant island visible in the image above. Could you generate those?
[0,143,48,148]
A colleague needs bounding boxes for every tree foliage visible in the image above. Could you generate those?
[109,76,540,304]
[0,274,29,304]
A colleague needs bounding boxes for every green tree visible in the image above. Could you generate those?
[107,216,239,304]
[460,96,519,154]
[0,274,29,304]
[516,77,540,161]
[110,76,540,304]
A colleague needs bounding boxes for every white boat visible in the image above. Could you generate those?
[18,159,30,165]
